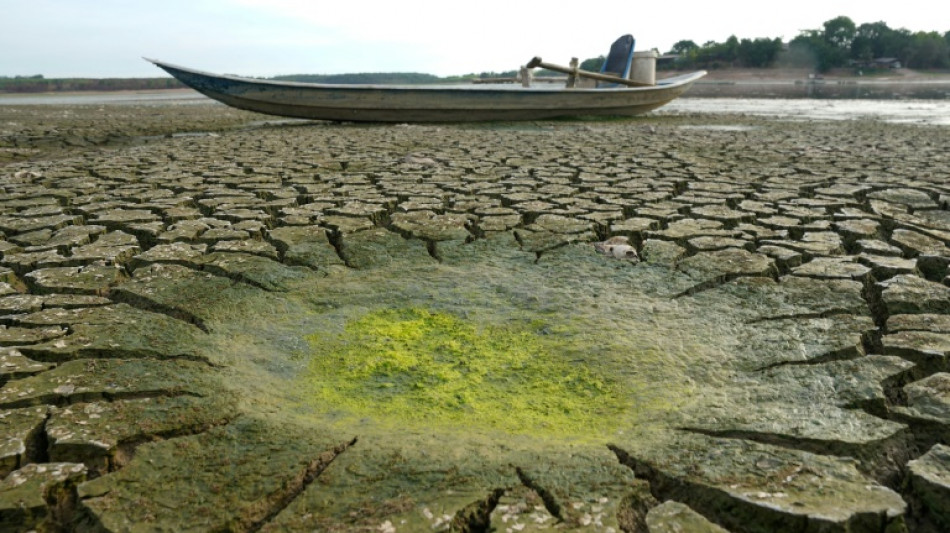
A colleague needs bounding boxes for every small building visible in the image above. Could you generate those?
[873,57,902,69]
[850,57,902,69]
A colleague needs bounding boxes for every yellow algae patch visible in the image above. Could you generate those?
[302,308,628,436]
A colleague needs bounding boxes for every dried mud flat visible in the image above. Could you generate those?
[1,102,950,532]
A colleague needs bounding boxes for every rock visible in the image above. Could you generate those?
[917,254,950,282]
[891,229,949,257]
[199,226,250,242]
[594,236,640,263]
[110,262,265,328]
[646,501,728,533]
[129,241,208,270]
[157,219,211,242]
[736,314,876,368]
[487,486,557,532]
[641,239,686,267]
[15,304,211,363]
[515,228,591,254]
[867,188,937,210]
[682,355,914,484]
[0,325,66,347]
[0,348,54,380]
[322,215,376,234]
[0,293,113,318]
[0,267,27,293]
[0,406,48,478]
[834,219,881,243]
[611,431,907,533]
[791,256,871,280]
[906,444,950,530]
[856,254,918,280]
[887,314,950,334]
[856,239,904,257]
[879,275,950,316]
[25,264,128,296]
[648,218,734,242]
[477,213,521,233]
[47,394,236,477]
[893,373,950,433]
[1,249,70,275]
[326,202,389,225]
[676,249,776,295]
[90,208,160,231]
[761,236,844,258]
[211,238,280,260]
[200,251,309,291]
[401,153,439,166]
[757,244,803,270]
[0,462,86,532]
[337,228,434,269]
[266,225,344,272]
[528,214,595,236]
[689,205,753,225]
[77,419,354,532]
[67,230,140,265]
[0,214,83,235]
[0,358,218,409]
[882,331,950,374]
[390,211,473,242]
[609,217,660,242]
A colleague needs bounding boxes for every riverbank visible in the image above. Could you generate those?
[667,67,950,99]
[680,66,950,83]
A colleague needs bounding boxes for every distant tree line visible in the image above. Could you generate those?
[787,17,950,71]
[668,37,784,69]
[5,15,947,93]
[666,16,949,72]
[0,76,183,93]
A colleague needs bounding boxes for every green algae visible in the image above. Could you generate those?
[302,307,629,436]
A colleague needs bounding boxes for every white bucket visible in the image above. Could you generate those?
[631,50,658,85]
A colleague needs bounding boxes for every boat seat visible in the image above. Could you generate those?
[597,34,635,88]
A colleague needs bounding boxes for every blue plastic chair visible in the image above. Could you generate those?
[597,34,636,87]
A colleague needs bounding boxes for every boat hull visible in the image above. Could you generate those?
[147,59,705,122]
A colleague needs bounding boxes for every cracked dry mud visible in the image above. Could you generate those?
[1,102,949,532]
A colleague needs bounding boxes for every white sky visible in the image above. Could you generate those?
[2,0,948,78]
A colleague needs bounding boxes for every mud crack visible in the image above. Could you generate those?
[247,436,358,532]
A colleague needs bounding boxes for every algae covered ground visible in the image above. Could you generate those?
[1,100,949,531]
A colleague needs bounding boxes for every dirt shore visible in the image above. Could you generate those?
[682,66,950,82]
[1,103,949,532]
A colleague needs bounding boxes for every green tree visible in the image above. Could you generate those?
[669,40,699,56]
[737,37,783,67]
[852,21,891,61]
[694,37,740,67]
[822,16,856,67]
[723,35,740,63]
[823,16,857,49]
[580,56,605,71]
[906,31,950,68]
[667,40,699,68]
[789,31,838,71]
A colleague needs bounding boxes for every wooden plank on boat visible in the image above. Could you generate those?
[526,57,654,87]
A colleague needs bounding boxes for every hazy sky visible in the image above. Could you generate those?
[3,0,948,78]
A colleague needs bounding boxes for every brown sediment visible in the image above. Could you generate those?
[0,100,948,531]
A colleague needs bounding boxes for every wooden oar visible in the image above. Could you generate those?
[525,57,653,87]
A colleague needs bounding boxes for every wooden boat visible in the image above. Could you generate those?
[146,58,705,123]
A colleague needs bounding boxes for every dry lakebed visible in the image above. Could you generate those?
[1,98,949,532]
